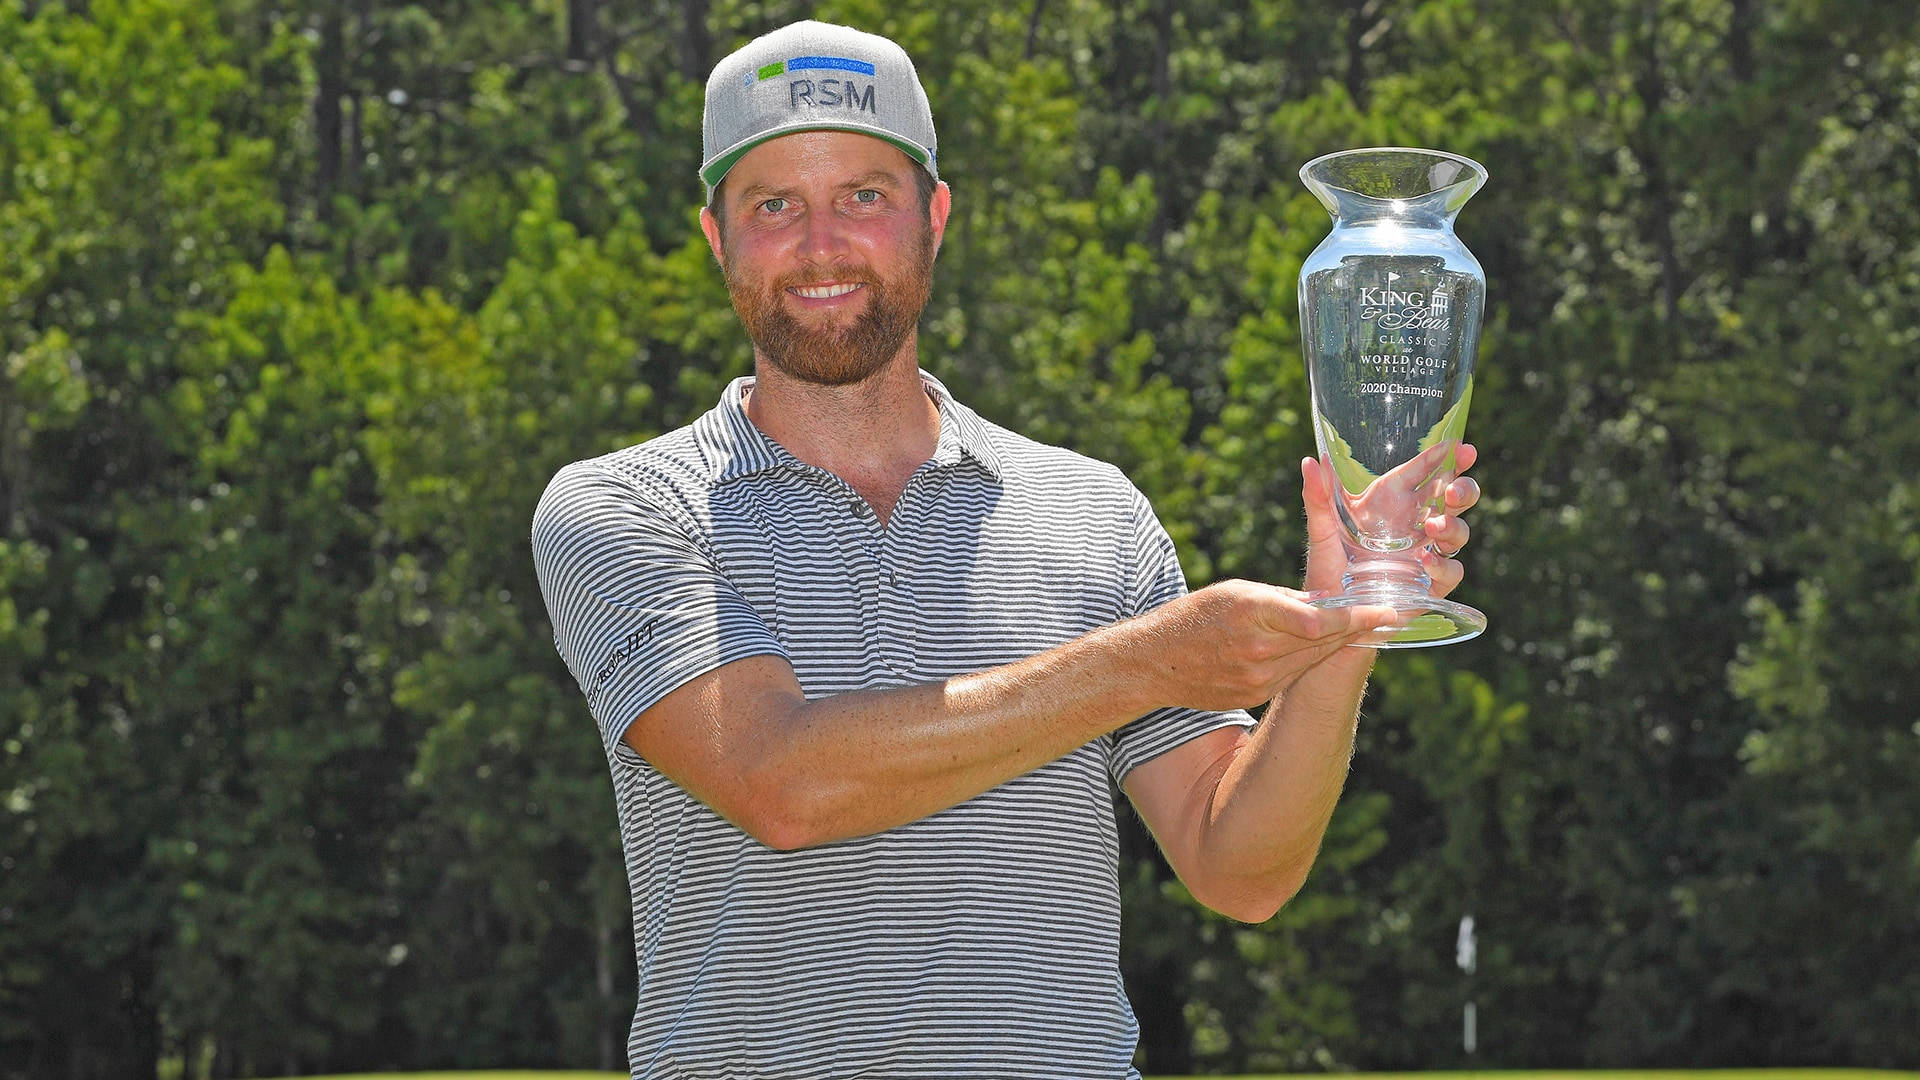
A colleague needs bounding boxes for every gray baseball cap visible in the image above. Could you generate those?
[701,20,939,204]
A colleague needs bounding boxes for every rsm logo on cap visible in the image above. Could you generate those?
[788,77,875,112]
[748,55,880,115]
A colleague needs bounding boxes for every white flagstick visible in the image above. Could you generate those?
[1457,914,1478,1055]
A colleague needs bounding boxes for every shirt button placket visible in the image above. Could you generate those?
[833,484,886,677]
[879,490,913,676]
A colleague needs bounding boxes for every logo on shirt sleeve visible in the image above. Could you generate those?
[586,622,655,704]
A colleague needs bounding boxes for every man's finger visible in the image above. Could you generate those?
[1255,592,1388,641]
[1309,602,1401,640]
[1424,549,1466,596]
[1300,457,1341,542]
[1446,476,1481,513]
[1425,515,1470,556]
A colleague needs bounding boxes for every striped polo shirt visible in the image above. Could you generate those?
[531,371,1252,1079]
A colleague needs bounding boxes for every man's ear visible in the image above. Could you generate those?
[700,206,725,268]
[929,180,952,257]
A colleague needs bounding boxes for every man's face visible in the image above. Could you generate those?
[701,131,950,387]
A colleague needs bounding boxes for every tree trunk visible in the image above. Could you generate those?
[604,57,657,141]
[1632,11,1682,322]
[1151,0,1173,104]
[1725,0,1757,278]
[597,896,620,1070]
[1025,0,1048,59]
[0,401,23,536]
[1131,955,1192,1075]
[1148,0,1174,240]
[314,7,345,223]
[679,0,712,84]
[1343,0,1371,107]
[1727,0,1753,83]
[123,939,163,1080]
[567,0,600,63]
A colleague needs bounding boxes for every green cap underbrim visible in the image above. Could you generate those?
[702,125,935,203]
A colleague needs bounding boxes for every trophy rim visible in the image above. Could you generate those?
[1298,145,1489,204]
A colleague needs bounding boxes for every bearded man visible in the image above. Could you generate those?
[531,19,1480,1079]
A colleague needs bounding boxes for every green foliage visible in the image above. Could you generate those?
[4,0,1919,1075]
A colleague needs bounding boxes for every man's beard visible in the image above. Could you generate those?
[722,227,935,387]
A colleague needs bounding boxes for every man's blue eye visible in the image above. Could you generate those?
[761,198,787,213]
[854,190,880,204]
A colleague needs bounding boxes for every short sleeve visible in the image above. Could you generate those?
[1105,485,1255,785]
[531,460,788,760]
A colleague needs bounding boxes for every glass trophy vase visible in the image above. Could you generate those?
[1297,146,1489,648]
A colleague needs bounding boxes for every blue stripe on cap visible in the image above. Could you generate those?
[787,56,876,76]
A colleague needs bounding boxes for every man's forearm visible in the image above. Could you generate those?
[1186,647,1376,914]
[734,620,1164,849]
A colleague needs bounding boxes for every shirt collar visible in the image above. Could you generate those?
[921,370,1006,481]
[698,369,1005,486]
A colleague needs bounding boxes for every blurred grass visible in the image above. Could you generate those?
[284,1060,1920,1068]
[1260,1074,1920,1080]
[296,1074,624,1080]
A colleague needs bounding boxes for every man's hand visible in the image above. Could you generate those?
[1301,442,1482,598]
[1125,580,1399,713]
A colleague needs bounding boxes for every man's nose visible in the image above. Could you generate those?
[797,208,851,263]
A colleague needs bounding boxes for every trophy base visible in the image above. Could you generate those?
[1309,590,1486,649]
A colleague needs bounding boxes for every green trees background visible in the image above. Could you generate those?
[3,0,1916,1075]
